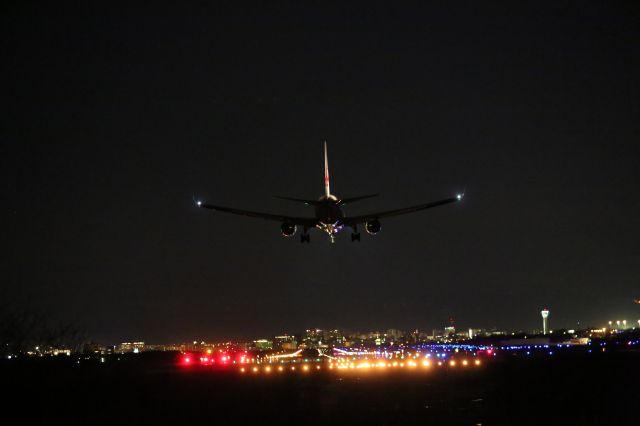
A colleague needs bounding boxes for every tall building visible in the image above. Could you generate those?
[541,308,550,335]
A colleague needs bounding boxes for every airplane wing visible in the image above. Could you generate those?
[343,195,462,226]
[197,202,317,226]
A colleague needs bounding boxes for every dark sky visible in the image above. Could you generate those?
[2,2,639,343]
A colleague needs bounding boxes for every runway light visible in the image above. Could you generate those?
[303,365,309,371]
[278,366,283,372]
[462,360,468,366]
[475,360,481,366]
[265,366,271,372]
[291,366,296,371]
[240,367,245,373]
[252,367,258,373]
[316,365,321,370]
[422,360,430,367]
[449,360,456,367]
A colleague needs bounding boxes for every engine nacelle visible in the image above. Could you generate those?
[281,222,297,237]
[365,219,381,235]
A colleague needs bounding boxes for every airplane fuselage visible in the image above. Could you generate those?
[314,195,345,236]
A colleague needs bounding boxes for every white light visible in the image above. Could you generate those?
[456,194,462,200]
[196,201,202,206]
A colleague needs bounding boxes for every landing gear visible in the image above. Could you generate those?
[351,225,361,242]
[300,233,310,243]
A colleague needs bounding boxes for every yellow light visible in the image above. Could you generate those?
[240,367,245,373]
[303,365,309,371]
[438,361,443,366]
[278,366,283,372]
[291,366,296,371]
[400,363,404,367]
[252,367,258,372]
[265,366,271,372]
[206,349,212,354]
[392,362,398,367]
[316,365,321,370]
[422,360,430,367]
[449,360,456,367]
[475,360,480,366]
[462,360,468,366]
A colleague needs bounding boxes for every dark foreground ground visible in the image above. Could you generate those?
[3,350,639,426]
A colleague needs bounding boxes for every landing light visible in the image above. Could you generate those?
[196,201,202,206]
[456,194,462,200]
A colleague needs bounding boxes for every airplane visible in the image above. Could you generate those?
[195,142,463,243]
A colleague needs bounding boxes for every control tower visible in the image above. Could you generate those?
[541,308,550,335]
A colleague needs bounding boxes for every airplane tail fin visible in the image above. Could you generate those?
[324,141,331,197]
[337,193,379,206]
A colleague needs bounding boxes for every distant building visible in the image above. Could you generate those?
[274,335,297,351]
[83,341,107,355]
[117,342,145,353]
[541,309,550,335]
[254,339,273,350]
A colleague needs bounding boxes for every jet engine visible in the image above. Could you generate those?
[365,219,381,235]
[281,222,297,237]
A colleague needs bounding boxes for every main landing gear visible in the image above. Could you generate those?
[351,225,361,242]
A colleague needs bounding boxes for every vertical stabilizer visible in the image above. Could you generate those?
[324,141,331,197]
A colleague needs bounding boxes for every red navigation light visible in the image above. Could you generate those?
[486,349,493,355]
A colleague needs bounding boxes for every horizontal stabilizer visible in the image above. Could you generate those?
[338,193,379,206]
[274,196,319,206]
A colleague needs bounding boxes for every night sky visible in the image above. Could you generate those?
[2,2,639,344]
